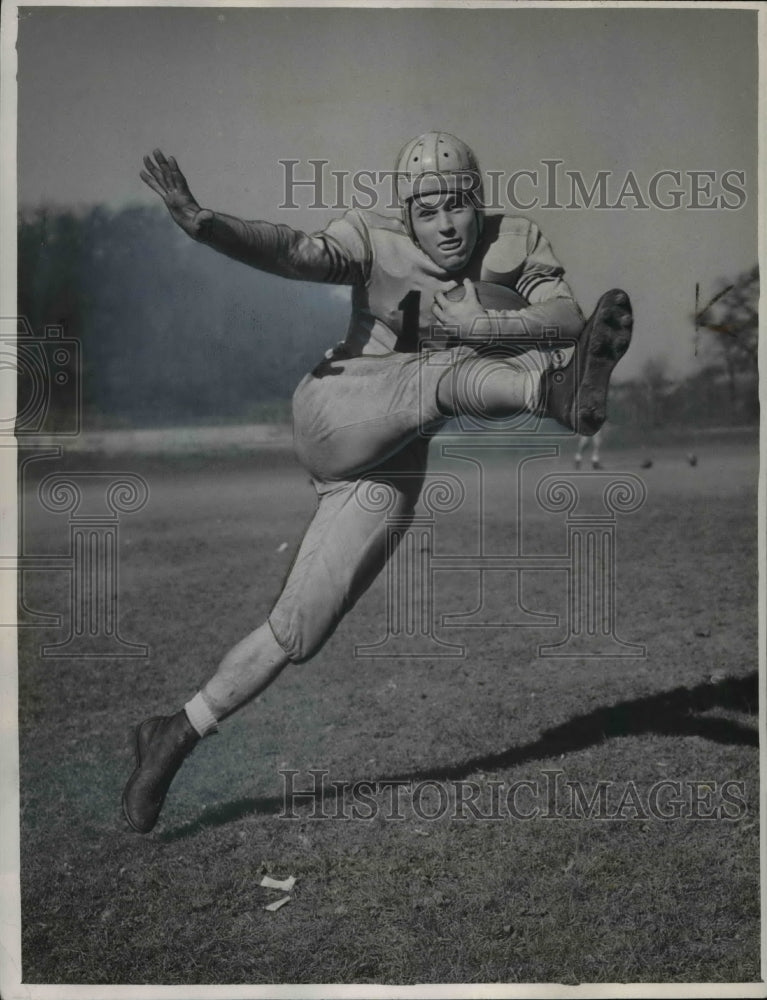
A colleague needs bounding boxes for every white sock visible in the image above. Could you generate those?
[548,344,575,370]
[184,691,219,737]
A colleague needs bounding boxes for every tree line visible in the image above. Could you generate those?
[610,265,758,431]
[18,203,349,428]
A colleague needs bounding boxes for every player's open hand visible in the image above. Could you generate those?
[140,149,213,239]
[432,279,490,340]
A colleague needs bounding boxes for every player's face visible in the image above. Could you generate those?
[410,191,479,271]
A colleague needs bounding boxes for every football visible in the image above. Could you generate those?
[445,280,528,312]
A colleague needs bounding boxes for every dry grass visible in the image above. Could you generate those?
[18,431,759,985]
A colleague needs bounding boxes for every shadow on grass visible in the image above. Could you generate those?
[159,671,758,841]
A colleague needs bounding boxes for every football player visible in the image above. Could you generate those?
[123,132,633,833]
[575,428,604,469]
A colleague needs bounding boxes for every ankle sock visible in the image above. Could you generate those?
[549,344,575,370]
[184,691,219,738]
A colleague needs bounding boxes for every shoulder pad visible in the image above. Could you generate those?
[352,208,407,236]
[494,214,535,238]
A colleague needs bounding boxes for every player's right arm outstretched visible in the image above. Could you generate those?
[140,149,213,240]
[141,149,366,285]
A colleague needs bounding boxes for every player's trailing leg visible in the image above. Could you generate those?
[542,289,633,435]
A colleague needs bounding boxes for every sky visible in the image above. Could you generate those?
[13,3,760,379]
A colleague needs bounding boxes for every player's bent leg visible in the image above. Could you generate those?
[436,348,546,419]
[270,439,429,662]
[541,289,633,435]
[122,442,429,832]
[292,354,446,481]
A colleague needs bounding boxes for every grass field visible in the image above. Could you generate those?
[16,428,760,987]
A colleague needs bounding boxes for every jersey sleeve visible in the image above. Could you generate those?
[314,210,373,285]
[516,221,577,304]
[481,219,584,341]
[196,209,371,285]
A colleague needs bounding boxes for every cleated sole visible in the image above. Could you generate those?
[572,289,633,435]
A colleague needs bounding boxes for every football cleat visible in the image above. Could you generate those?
[122,711,200,833]
[540,288,633,436]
